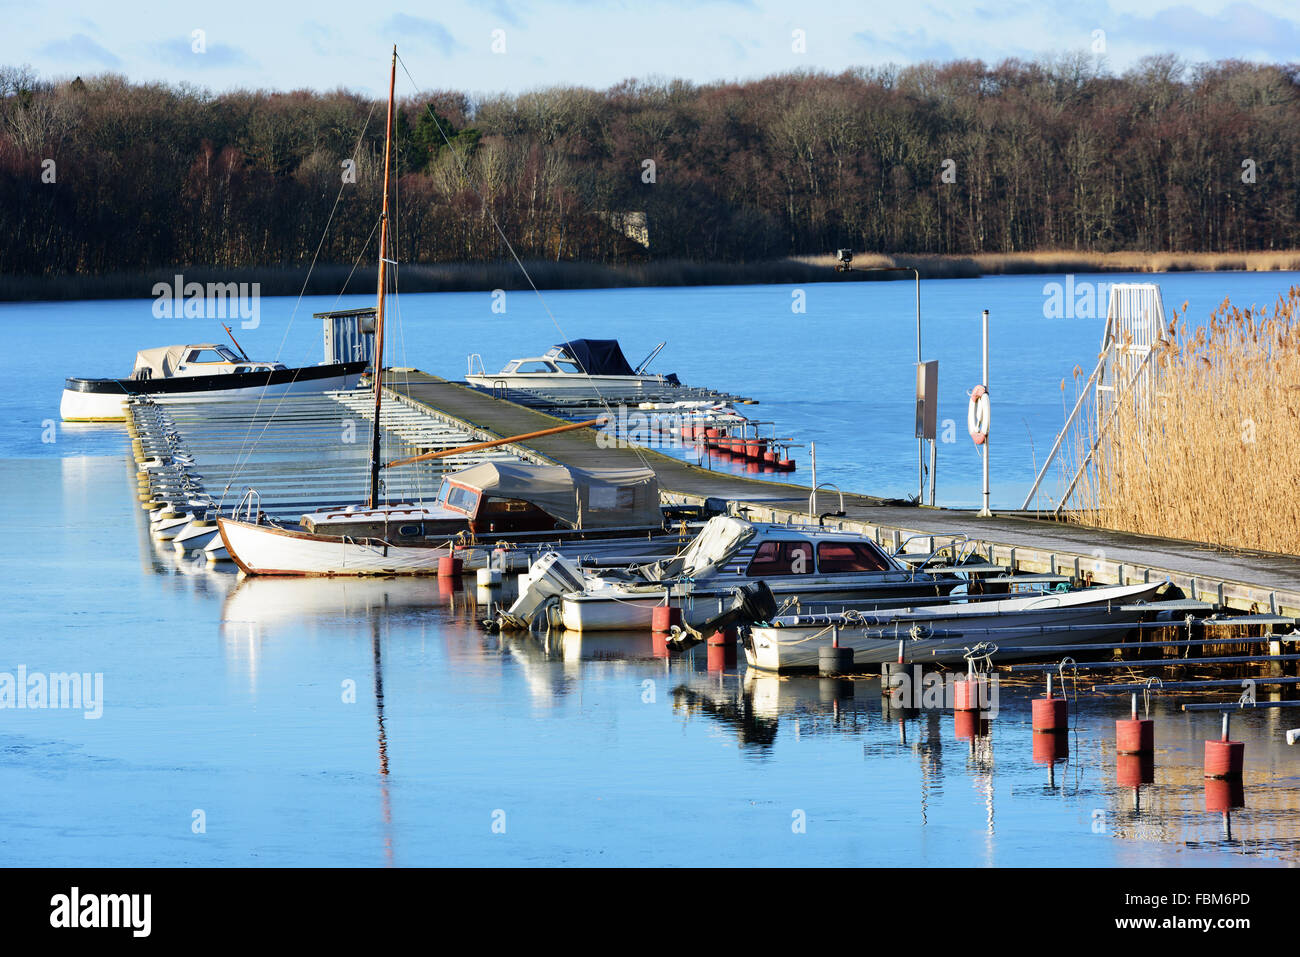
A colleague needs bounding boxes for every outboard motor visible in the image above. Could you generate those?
[487,551,586,632]
[666,581,777,650]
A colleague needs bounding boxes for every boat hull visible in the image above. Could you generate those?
[745,582,1164,671]
[560,576,955,632]
[60,361,367,421]
[465,373,673,394]
[217,518,456,576]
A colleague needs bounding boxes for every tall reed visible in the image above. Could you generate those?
[1065,287,1300,555]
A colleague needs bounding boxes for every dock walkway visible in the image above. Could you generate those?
[388,371,1300,616]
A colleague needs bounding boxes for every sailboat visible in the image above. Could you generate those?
[216,49,669,577]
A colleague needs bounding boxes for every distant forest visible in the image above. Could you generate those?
[2,54,1299,277]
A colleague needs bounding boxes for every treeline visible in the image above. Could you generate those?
[3,54,1300,278]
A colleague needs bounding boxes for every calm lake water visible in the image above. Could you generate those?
[2,272,1298,866]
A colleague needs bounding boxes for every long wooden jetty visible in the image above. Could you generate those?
[386,371,1300,618]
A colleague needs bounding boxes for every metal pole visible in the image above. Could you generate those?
[367,47,398,510]
[978,309,992,517]
[928,437,937,507]
[810,440,817,520]
[916,269,923,503]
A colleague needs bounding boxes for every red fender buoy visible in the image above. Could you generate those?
[708,626,737,670]
[953,676,985,711]
[437,555,463,578]
[1204,740,1244,779]
[1204,713,1245,779]
[1116,718,1155,754]
[651,605,681,633]
[1032,695,1068,732]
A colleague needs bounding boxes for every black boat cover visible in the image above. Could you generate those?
[554,339,636,377]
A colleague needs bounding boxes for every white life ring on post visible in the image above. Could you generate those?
[967,385,991,445]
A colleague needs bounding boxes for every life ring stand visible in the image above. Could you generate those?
[967,385,991,445]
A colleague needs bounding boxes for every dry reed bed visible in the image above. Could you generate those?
[795,249,1300,276]
[1066,287,1300,555]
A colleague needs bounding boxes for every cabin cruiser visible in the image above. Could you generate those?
[744,580,1168,671]
[61,343,367,421]
[465,339,680,395]
[506,517,963,633]
[215,461,702,575]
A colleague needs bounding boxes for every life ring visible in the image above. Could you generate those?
[967,385,991,445]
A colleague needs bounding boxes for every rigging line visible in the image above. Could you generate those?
[273,96,381,364]
[221,100,380,501]
[387,157,425,508]
[222,212,381,504]
[395,54,654,475]
[327,214,383,312]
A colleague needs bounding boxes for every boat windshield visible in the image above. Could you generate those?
[746,541,814,576]
[816,540,893,573]
[186,346,242,363]
[441,484,480,515]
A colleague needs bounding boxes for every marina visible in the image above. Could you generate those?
[6,33,1300,886]
[11,273,1300,872]
[129,365,1300,618]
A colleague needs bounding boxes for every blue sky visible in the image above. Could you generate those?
[7,0,1300,97]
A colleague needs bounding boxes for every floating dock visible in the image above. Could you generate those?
[128,383,536,520]
[129,369,1300,620]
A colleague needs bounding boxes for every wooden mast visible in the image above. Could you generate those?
[368,46,397,509]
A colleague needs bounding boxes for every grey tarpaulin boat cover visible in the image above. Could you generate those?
[554,340,637,376]
[447,461,662,529]
[132,344,224,378]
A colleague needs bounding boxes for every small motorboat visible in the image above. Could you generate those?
[743,580,1168,672]
[508,516,963,633]
[61,343,367,421]
[465,339,679,395]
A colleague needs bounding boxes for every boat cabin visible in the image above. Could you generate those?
[300,461,664,542]
[631,517,905,583]
[132,344,283,380]
[467,339,678,385]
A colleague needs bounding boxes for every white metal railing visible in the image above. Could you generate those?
[808,482,845,523]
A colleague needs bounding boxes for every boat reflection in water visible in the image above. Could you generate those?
[213,570,1300,865]
[219,574,448,867]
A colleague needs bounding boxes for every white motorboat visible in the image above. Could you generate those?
[172,516,222,553]
[512,516,962,633]
[744,580,1167,672]
[61,342,366,421]
[465,339,679,396]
